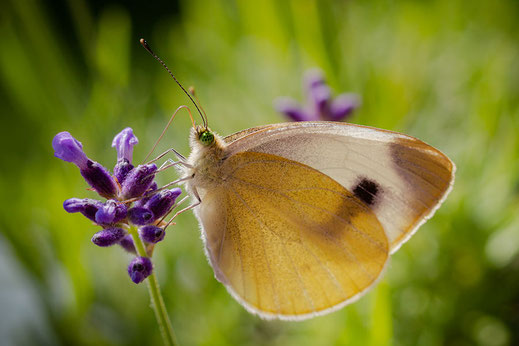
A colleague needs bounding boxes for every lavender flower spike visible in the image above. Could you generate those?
[128,257,153,284]
[112,127,139,163]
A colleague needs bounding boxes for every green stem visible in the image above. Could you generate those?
[129,226,178,346]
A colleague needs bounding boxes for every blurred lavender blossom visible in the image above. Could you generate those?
[275,69,360,122]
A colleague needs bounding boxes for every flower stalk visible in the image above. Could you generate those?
[128,225,178,346]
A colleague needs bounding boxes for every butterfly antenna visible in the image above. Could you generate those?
[140,38,208,128]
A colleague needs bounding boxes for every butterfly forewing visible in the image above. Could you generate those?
[224,122,455,253]
[195,151,389,320]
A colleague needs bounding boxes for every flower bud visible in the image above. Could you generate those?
[113,158,134,184]
[80,160,118,198]
[121,164,157,199]
[53,132,117,198]
[128,207,154,225]
[52,132,89,168]
[63,198,103,222]
[145,188,182,220]
[91,227,126,247]
[112,128,139,163]
[128,257,153,284]
[95,200,127,225]
[139,225,165,244]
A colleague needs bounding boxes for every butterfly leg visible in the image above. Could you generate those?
[145,148,189,166]
[156,158,193,173]
[163,188,201,231]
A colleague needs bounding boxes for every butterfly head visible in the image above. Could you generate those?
[189,125,226,155]
[198,128,215,146]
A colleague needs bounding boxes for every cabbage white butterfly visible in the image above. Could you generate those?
[141,40,455,321]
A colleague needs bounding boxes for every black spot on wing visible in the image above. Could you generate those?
[353,178,380,206]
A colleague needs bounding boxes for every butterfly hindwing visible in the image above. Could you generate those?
[195,151,389,320]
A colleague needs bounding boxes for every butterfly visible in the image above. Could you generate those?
[140,39,455,321]
[179,121,455,321]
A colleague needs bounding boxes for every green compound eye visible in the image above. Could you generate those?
[199,130,214,146]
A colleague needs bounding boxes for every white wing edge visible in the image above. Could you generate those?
[389,160,456,254]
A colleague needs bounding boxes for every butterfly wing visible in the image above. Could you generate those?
[224,121,455,253]
[195,151,389,320]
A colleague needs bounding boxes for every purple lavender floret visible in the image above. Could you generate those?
[139,225,165,244]
[135,182,158,207]
[92,227,126,247]
[145,188,182,220]
[53,132,117,198]
[52,132,89,167]
[114,159,134,185]
[112,127,139,163]
[54,127,182,284]
[112,128,139,184]
[275,68,360,122]
[63,198,103,222]
[95,200,127,225]
[80,160,118,198]
[128,257,153,284]
[128,207,154,225]
[121,164,157,199]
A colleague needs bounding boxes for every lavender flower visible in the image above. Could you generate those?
[53,128,183,284]
[275,69,360,122]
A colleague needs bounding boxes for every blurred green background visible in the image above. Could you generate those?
[1,0,519,345]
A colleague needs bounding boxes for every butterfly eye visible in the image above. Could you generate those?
[199,130,215,146]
